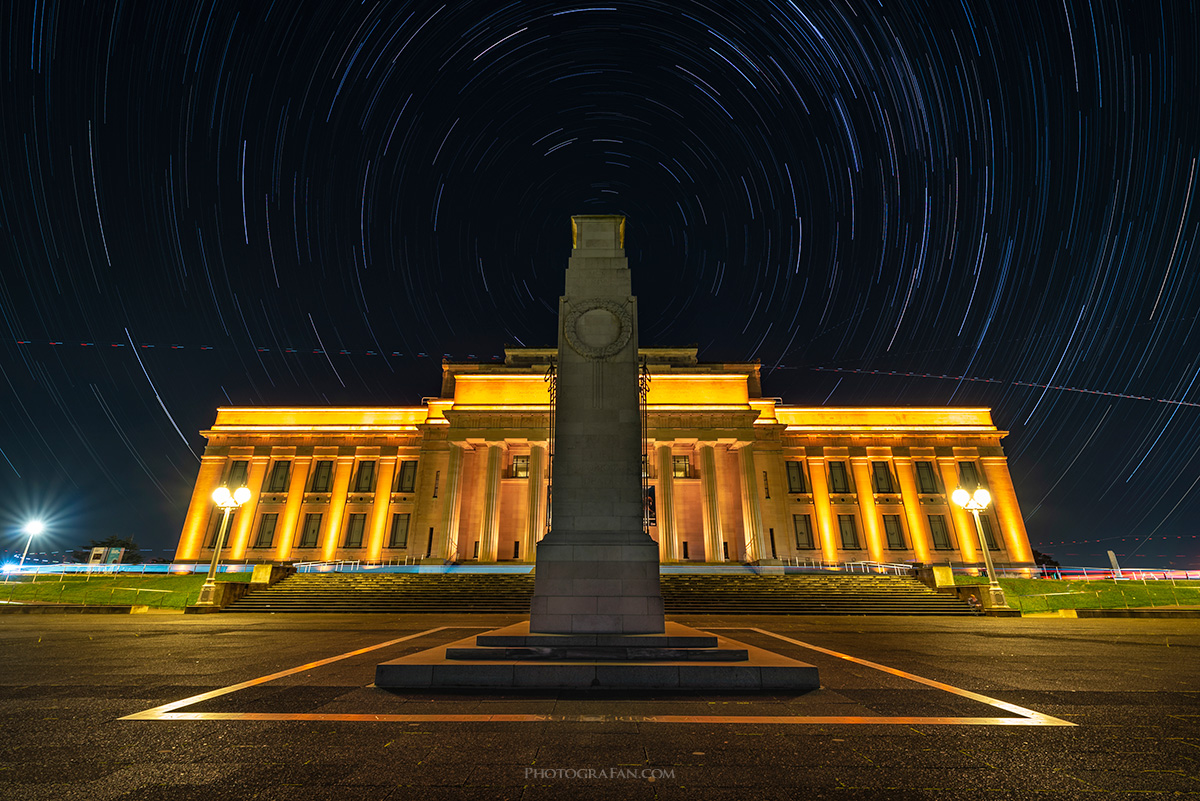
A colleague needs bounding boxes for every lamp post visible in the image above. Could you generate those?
[18,520,44,572]
[195,485,251,607]
[4,520,45,584]
[951,487,1007,608]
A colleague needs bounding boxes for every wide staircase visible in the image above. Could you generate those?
[226,571,976,615]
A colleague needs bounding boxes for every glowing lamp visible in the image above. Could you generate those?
[951,488,970,507]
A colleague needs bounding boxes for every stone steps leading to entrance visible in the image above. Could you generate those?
[225,572,977,615]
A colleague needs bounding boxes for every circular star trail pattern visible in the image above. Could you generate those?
[1,1,1198,565]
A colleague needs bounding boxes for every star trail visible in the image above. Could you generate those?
[1,1,1198,566]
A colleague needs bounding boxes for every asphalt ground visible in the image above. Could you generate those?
[1,612,1198,800]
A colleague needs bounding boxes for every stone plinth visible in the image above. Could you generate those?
[374,622,819,690]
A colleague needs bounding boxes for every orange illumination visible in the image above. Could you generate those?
[776,407,998,430]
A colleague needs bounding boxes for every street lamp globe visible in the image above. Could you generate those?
[951,488,971,507]
[233,486,252,505]
[973,488,991,507]
[212,486,233,505]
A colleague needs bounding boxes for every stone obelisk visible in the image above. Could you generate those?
[529,215,666,634]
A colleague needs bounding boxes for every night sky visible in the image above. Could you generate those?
[1,1,1198,567]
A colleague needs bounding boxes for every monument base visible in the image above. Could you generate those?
[374,621,819,690]
[529,531,665,634]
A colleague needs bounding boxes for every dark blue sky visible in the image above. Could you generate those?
[1,1,1198,566]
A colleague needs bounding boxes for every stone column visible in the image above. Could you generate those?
[892,457,931,563]
[320,454,355,561]
[849,457,884,563]
[700,444,724,562]
[737,445,768,563]
[175,454,227,560]
[367,456,397,560]
[229,455,270,560]
[655,444,678,562]
[433,444,465,561]
[276,456,312,562]
[479,443,504,562]
[807,453,838,563]
[523,444,546,561]
[980,456,1034,563]
[938,456,978,563]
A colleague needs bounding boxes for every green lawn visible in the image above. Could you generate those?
[0,572,251,609]
[955,575,1200,613]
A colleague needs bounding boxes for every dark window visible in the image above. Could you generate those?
[512,455,530,478]
[254,514,278,548]
[915,461,940,494]
[828,461,851,493]
[769,527,777,558]
[838,514,860,549]
[266,461,290,492]
[722,541,730,560]
[205,513,226,548]
[959,461,981,489]
[786,461,807,493]
[883,514,906,549]
[928,515,953,549]
[793,514,815,549]
[389,513,410,548]
[872,462,895,493]
[298,514,322,548]
[672,455,690,478]
[396,460,418,493]
[681,541,690,559]
[762,470,770,499]
[980,515,1000,550]
[343,513,366,548]
[433,470,440,497]
[353,461,376,492]
[227,460,249,487]
[513,541,520,559]
[472,540,479,558]
[310,461,333,492]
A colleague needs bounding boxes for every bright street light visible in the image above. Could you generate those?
[194,485,251,607]
[952,486,1006,608]
[18,520,45,570]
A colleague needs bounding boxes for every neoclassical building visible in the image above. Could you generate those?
[175,347,1034,569]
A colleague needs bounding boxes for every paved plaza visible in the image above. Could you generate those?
[1,612,1198,799]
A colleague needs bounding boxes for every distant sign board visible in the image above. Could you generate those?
[88,547,125,565]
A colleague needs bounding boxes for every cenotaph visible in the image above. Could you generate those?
[375,215,818,689]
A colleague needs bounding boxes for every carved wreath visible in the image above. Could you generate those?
[563,298,633,360]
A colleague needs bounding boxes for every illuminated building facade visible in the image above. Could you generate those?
[175,347,1035,568]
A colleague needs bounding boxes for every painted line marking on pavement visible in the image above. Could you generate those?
[123,624,1074,726]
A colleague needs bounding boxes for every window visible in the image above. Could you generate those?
[512,455,530,478]
[389,513,410,548]
[472,540,479,558]
[254,514,278,548]
[928,515,953,549]
[979,515,999,550]
[828,461,851,493]
[672,455,690,478]
[227,460,249,487]
[396,460,417,493]
[915,461,940,494]
[433,470,440,497]
[871,462,895,493]
[681,541,689,559]
[793,514,815,549]
[838,514,860,549]
[959,461,981,489]
[786,461,807,493]
[723,542,730,560]
[353,461,376,492]
[513,541,521,559]
[298,513,322,548]
[882,514,906,549]
[310,460,333,492]
[762,470,770,499]
[343,513,366,548]
[266,461,290,492]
